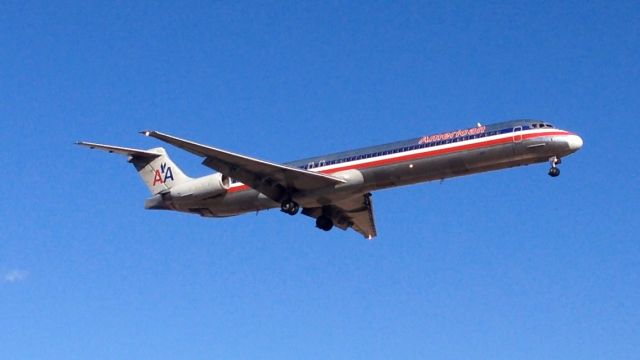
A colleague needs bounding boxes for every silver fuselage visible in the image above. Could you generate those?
[159,120,582,217]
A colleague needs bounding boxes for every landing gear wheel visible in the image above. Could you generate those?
[280,200,299,215]
[316,215,333,231]
[548,156,561,177]
[548,167,560,177]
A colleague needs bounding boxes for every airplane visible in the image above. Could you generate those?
[77,119,583,239]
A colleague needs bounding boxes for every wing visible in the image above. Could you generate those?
[141,130,346,202]
[76,141,161,158]
[302,193,377,239]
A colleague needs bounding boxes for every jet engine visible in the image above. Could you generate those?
[169,173,231,199]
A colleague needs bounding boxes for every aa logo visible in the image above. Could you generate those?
[152,162,174,186]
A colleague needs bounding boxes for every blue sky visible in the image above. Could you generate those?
[1,1,639,358]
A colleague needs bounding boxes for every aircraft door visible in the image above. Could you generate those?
[512,126,522,142]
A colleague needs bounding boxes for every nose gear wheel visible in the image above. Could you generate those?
[548,156,561,177]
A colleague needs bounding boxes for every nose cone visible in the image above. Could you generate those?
[567,134,583,151]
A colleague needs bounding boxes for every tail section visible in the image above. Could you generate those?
[130,147,191,195]
[76,142,191,195]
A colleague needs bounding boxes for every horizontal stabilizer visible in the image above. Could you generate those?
[76,141,162,158]
[76,141,190,195]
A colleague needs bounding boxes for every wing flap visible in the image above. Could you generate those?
[302,193,377,239]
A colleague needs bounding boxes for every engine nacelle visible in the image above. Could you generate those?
[169,173,230,199]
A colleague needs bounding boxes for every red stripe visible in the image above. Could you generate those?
[227,131,569,193]
[229,184,251,192]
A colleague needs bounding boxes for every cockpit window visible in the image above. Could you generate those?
[532,122,554,128]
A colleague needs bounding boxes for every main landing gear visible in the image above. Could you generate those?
[280,198,335,232]
[280,199,300,215]
[316,215,334,231]
[548,156,561,177]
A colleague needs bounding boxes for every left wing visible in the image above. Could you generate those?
[141,130,346,202]
[302,193,377,239]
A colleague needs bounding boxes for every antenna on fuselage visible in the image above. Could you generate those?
[476,122,482,127]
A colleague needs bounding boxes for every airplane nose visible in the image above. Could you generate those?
[567,134,583,151]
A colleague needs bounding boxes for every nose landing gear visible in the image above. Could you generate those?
[548,156,561,177]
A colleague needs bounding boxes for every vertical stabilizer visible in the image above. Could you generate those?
[129,147,191,195]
